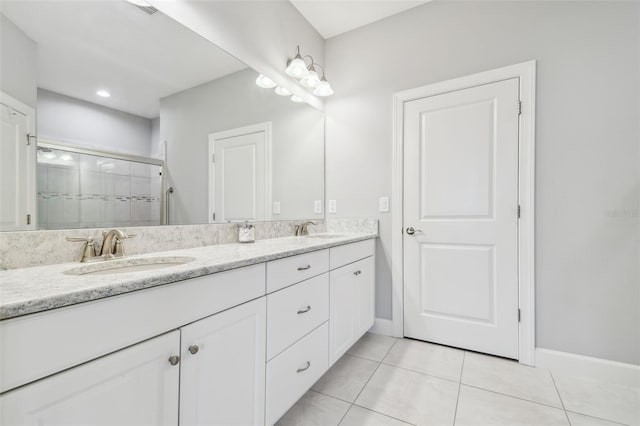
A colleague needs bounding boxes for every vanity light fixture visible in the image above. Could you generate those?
[96,89,111,98]
[275,86,292,96]
[286,45,333,96]
[255,74,277,89]
[285,46,309,78]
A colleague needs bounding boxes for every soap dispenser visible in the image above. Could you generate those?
[238,221,255,243]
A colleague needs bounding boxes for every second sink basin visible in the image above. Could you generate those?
[65,256,196,276]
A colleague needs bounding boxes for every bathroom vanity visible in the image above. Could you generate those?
[0,234,376,425]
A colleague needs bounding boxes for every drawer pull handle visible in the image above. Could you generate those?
[353,270,362,276]
[297,265,311,271]
[297,305,312,314]
[297,361,311,373]
[168,355,180,366]
[188,345,199,355]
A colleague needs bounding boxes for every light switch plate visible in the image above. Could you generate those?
[273,201,281,215]
[379,196,389,212]
[328,199,337,214]
[313,200,322,213]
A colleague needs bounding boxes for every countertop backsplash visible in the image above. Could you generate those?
[0,219,378,270]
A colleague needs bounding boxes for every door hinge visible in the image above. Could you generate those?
[26,133,36,145]
[518,101,522,115]
[518,308,521,322]
[212,154,215,163]
[517,205,521,219]
[26,214,31,225]
[212,212,216,221]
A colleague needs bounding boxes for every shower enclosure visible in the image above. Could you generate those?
[36,140,165,230]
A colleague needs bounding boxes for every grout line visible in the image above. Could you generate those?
[345,352,387,364]
[549,371,572,425]
[379,361,462,385]
[350,339,399,406]
[351,403,418,426]
[460,383,567,411]
[311,389,355,405]
[452,351,466,426]
[336,403,352,426]
[564,410,630,426]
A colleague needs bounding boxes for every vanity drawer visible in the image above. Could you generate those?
[330,239,375,270]
[266,249,329,293]
[267,273,329,360]
[266,322,329,426]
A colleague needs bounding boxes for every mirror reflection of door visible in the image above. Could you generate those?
[208,122,272,223]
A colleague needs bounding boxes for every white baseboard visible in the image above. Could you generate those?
[536,348,640,388]
[369,318,394,336]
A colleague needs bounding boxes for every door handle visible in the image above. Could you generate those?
[406,227,423,235]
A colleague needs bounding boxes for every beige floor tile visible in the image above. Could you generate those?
[347,333,397,362]
[553,374,640,425]
[276,390,350,426]
[312,354,378,402]
[340,406,412,426]
[566,412,626,426]
[383,339,464,381]
[461,352,563,407]
[355,363,458,425]
[455,385,569,426]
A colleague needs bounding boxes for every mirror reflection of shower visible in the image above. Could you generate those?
[36,141,164,230]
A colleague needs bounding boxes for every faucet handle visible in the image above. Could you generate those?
[121,233,137,239]
[66,236,97,263]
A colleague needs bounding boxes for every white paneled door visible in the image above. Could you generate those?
[403,78,520,359]
[209,122,271,223]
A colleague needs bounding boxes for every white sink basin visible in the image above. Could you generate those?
[305,233,348,239]
[64,256,196,276]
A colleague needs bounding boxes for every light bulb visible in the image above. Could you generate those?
[59,154,73,161]
[290,94,305,103]
[313,78,334,97]
[255,74,277,89]
[300,69,320,88]
[275,86,292,96]
[286,57,309,78]
[96,89,111,98]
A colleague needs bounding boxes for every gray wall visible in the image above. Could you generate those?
[325,1,640,364]
[37,89,153,157]
[0,14,37,107]
[160,68,324,225]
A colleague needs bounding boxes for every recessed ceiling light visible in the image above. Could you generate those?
[97,90,111,98]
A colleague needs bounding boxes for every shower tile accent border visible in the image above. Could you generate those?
[0,218,376,270]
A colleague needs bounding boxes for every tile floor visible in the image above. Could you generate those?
[276,334,640,426]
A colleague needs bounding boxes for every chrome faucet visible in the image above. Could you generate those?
[295,220,317,236]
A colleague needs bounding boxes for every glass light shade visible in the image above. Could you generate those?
[290,94,305,103]
[300,69,320,88]
[313,79,334,97]
[285,57,309,78]
[255,74,277,89]
[96,89,111,98]
[275,86,292,96]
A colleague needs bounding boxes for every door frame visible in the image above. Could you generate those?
[390,61,536,365]
[208,121,272,223]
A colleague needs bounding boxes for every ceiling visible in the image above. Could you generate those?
[290,0,430,39]
[1,1,247,118]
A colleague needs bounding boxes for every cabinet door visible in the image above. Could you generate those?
[180,298,266,426]
[0,331,180,425]
[329,262,358,365]
[355,256,375,336]
[329,257,375,365]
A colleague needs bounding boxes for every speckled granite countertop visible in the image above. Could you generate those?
[0,233,376,320]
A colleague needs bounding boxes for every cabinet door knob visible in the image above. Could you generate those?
[297,305,311,314]
[168,355,180,366]
[296,361,311,373]
[297,265,311,271]
[188,345,199,355]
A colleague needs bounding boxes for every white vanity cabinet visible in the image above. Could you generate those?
[179,298,266,426]
[1,331,181,425]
